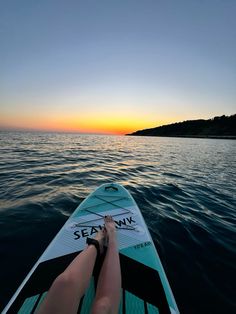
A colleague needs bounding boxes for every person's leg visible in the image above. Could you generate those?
[91,216,121,314]
[37,230,104,314]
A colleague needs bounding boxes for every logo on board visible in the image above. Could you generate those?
[73,216,136,240]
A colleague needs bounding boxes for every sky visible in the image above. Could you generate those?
[0,0,235,134]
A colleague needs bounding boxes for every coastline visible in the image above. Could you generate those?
[127,114,236,139]
[126,134,236,140]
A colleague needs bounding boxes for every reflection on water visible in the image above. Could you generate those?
[0,132,235,313]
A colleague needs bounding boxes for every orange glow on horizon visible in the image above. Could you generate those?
[1,112,171,135]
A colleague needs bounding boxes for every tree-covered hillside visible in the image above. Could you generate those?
[127,115,236,138]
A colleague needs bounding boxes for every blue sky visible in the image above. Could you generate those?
[1,0,235,133]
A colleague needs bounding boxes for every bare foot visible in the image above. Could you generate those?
[104,215,116,244]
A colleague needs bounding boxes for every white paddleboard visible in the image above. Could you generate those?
[3,183,179,314]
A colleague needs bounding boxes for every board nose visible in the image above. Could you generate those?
[104,184,119,192]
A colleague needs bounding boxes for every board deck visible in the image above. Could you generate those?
[3,183,179,314]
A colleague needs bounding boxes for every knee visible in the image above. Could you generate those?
[92,297,112,314]
[53,272,74,289]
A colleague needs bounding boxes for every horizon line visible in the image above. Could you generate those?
[0,127,121,136]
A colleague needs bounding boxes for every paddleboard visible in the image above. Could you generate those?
[3,183,179,314]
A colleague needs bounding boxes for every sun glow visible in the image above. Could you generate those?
[0,111,167,135]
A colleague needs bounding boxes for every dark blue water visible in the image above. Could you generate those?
[0,131,235,313]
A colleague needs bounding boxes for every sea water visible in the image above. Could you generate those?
[0,131,235,313]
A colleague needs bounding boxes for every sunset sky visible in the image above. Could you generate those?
[1,0,236,134]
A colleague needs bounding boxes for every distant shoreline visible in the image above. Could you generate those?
[127,134,236,140]
[127,114,236,139]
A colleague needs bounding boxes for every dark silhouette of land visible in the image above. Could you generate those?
[127,114,236,139]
